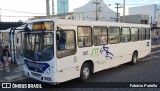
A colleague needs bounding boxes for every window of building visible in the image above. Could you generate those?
[139,28,146,40]
[93,27,108,46]
[146,28,150,40]
[108,27,120,44]
[57,30,76,58]
[131,28,139,41]
[121,27,131,43]
[78,26,92,47]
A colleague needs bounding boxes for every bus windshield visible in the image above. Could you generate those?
[24,32,54,61]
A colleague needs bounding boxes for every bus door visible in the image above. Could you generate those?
[56,29,78,82]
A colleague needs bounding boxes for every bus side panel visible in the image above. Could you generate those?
[92,44,124,73]
[138,40,151,59]
[55,25,80,82]
[103,44,124,70]
[56,56,79,83]
[119,42,133,64]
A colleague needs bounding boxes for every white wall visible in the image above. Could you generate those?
[129,4,160,24]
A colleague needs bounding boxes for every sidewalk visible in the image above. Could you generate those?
[0,57,26,82]
[0,39,160,82]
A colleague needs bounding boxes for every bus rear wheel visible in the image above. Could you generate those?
[130,52,138,65]
[80,63,91,82]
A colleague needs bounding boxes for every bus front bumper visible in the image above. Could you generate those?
[23,65,57,85]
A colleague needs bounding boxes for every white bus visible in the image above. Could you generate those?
[23,19,151,85]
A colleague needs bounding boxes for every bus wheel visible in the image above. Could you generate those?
[130,52,138,65]
[80,63,91,82]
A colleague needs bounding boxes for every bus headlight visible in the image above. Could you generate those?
[44,67,51,74]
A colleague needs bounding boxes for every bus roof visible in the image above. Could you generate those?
[26,19,151,28]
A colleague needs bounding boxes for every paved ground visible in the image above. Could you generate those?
[0,57,24,82]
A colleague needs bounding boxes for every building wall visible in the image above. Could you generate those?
[121,14,149,24]
[57,0,69,14]
[129,4,160,24]
[157,14,160,27]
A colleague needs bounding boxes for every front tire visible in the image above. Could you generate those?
[130,52,138,65]
[80,63,91,82]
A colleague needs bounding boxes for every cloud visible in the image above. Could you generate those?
[153,0,160,4]
[139,0,150,4]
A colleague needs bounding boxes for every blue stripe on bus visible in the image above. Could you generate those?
[24,59,50,73]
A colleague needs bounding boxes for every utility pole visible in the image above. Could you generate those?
[52,0,54,15]
[115,3,122,22]
[0,8,1,21]
[46,0,50,16]
[123,0,125,22]
[93,0,100,21]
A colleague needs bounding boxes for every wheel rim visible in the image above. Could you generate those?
[82,67,90,79]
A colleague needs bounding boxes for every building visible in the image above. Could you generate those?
[30,12,74,20]
[74,0,117,22]
[129,4,160,26]
[57,0,69,14]
[120,14,149,24]
[30,0,118,22]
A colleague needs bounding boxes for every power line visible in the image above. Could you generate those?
[125,4,150,5]
[0,8,45,15]
[0,14,45,17]
[1,15,34,17]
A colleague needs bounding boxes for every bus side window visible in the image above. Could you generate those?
[121,27,131,43]
[56,30,67,50]
[57,30,76,58]
[139,28,146,41]
[146,28,150,40]
[131,28,139,41]
[108,27,120,44]
[77,26,92,48]
[93,27,108,46]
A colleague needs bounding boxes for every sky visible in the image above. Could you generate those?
[0,0,160,22]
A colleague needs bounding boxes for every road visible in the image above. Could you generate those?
[1,47,160,91]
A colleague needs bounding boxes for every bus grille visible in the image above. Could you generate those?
[31,72,41,77]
